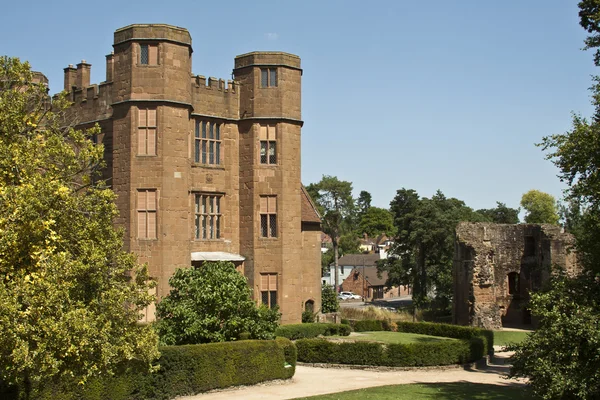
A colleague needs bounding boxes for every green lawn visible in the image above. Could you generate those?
[493,330,531,347]
[331,331,456,344]
[291,383,534,400]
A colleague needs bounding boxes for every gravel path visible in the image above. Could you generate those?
[177,351,526,400]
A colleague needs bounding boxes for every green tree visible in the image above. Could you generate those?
[156,262,280,345]
[379,189,484,314]
[579,0,600,66]
[0,57,159,394]
[520,189,560,224]
[476,202,520,224]
[356,190,372,220]
[321,283,339,313]
[359,206,396,237]
[308,176,355,291]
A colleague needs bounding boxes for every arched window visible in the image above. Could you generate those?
[304,300,315,313]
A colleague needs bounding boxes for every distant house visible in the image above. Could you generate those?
[359,234,394,259]
[341,266,410,301]
[321,233,333,254]
[322,253,380,289]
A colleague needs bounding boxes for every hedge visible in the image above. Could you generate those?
[394,321,494,355]
[275,323,351,340]
[2,338,296,400]
[296,336,486,367]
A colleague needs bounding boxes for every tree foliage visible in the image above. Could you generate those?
[155,262,280,345]
[0,57,159,390]
[379,189,485,311]
[359,206,396,237]
[320,284,339,313]
[356,190,372,220]
[579,0,600,66]
[476,202,520,224]
[307,176,355,290]
[520,189,560,224]
[509,275,600,398]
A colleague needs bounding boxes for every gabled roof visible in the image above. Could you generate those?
[337,253,380,267]
[301,185,321,224]
[350,266,388,286]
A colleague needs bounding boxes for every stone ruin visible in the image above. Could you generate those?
[453,222,578,330]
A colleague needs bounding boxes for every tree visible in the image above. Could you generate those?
[476,202,520,224]
[379,189,484,314]
[0,57,159,394]
[509,274,600,399]
[359,207,396,237]
[155,262,280,345]
[520,190,560,224]
[309,176,355,291]
[321,283,339,313]
[356,190,372,219]
[579,0,600,66]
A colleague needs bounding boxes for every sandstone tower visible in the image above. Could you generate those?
[57,24,321,323]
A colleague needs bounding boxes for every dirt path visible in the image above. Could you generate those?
[177,351,526,400]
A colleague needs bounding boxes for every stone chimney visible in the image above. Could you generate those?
[76,60,91,88]
[105,52,114,82]
[63,64,76,91]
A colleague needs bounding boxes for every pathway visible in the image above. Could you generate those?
[177,350,526,400]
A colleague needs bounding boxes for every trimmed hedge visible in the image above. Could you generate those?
[3,338,296,400]
[296,336,485,367]
[394,321,494,355]
[275,323,351,340]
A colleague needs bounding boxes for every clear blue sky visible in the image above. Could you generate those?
[2,1,596,213]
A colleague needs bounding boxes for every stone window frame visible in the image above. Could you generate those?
[260,273,278,308]
[259,195,277,238]
[260,67,278,88]
[194,193,223,240]
[259,124,277,165]
[194,120,222,165]
[139,43,159,66]
[138,107,157,156]
[137,189,157,240]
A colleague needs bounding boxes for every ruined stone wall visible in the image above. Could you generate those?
[453,222,577,330]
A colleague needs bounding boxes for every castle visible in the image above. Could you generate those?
[53,24,322,324]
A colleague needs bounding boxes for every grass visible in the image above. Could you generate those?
[291,382,534,400]
[493,330,531,347]
[340,306,416,322]
[330,331,456,344]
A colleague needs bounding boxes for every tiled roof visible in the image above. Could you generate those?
[351,266,388,286]
[301,186,321,223]
[337,253,380,267]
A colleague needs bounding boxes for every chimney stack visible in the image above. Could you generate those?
[76,60,91,88]
[105,52,114,82]
[63,64,76,91]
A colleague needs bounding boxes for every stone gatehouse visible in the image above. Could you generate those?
[37,24,322,324]
[453,222,578,330]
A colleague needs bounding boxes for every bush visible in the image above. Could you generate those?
[296,337,484,367]
[275,323,350,340]
[321,284,339,313]
[3,339,296,400]
[302,310,316,323]
[352,319,386,332]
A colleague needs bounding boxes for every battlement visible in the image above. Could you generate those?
[192,75,236,93]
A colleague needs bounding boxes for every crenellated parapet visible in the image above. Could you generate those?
[191,75,239,120]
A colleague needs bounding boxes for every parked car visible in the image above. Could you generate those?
[338,291,361,300]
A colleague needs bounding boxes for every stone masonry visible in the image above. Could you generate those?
[453,222,578,330]
[45,24,321,324]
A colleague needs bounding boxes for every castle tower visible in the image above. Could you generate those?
[233,52,305,323]
[111,24,193,298]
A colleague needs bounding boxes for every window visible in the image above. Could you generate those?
[260,68,277,87]
[194,121,221,165]
[260,273,278,308]
[194,194,222,239]
[259,125,276,165]
[140,44,158,65]
[260,196,277,238]
[137,189,157,239]
[138,108,157,155]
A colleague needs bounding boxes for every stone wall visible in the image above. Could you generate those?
[453,222,578,330]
